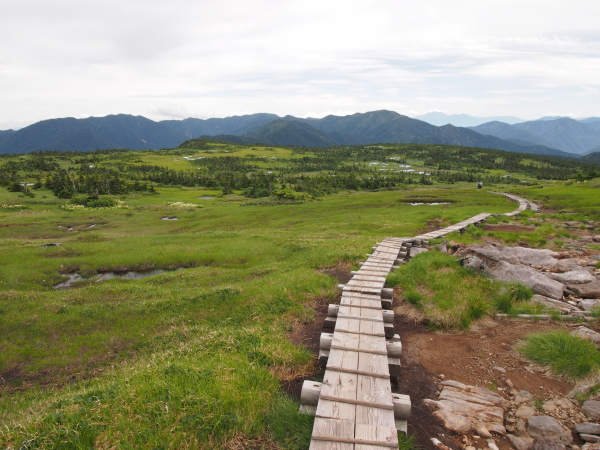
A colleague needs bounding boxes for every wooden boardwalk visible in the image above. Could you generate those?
[304,193,538,449]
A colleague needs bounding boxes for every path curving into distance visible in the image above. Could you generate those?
[301,192,538,449]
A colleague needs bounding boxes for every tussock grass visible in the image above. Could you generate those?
[520,331,600,380]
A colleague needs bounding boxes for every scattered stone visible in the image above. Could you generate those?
[515,405,536,419]
[582,443,600,450]
[575,423,600,435]
[40,243,61,247]
[493,366,506,373]
[571,327,600,346]
[528,415,573,444]
[487,440,499,450]
[517,418,527,432]
[582,401,600,420]
[581,435,600,443]
[460,255,486,271]
[531,437,566,450]
[507,434,533,450]
[515,390,534,404]
[571,282,600,300]
[576,299,600,311]
[476,425,492,438]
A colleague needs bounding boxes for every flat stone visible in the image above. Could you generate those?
[582,443,600,450]
[460,244,559,269]
[531,295,578,312]
[569,385,594,399]
[579,299,600,311]
[581,435,600,443]
[571,281,600,299]
[547,270,596,285]
[582,401,600,420]
[485,261,565,299]
[528,415,573,444]
[531,437,566,450]
[515,405,536,419]
[508,434,533,450]
[576,423,600,435]
[409,247,428,258]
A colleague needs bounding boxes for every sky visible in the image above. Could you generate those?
[1,0,599,130]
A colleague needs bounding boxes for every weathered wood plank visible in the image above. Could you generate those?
[310,417,354,450]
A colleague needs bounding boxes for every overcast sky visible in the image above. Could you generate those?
[1,0,599,129]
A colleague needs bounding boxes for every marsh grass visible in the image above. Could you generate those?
[520,331,600,380]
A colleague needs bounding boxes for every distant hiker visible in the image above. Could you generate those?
[477,181,483,190]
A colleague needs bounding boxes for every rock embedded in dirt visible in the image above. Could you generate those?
[515,390,535,404]
[570,281,600,299]
[579,299,600,310]
[508,434,534,450]
[582,435,600,443]
[515,405,536,419]
[457,243,560,269]
[582,401,600,420]
[409,247,428,258]
[582,443,600,450]
[476,425,492,438]
[528,415,573,444]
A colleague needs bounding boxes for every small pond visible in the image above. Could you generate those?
[54,269,174,289]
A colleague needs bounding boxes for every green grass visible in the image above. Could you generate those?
[520,332,600,380]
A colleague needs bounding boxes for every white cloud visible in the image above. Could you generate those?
[1,0,599,125]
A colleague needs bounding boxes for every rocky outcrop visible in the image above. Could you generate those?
[486,261,566,299]
[570,281,600,299]
[424,380,509,435]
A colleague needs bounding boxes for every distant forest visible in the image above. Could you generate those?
[1,142,598,200]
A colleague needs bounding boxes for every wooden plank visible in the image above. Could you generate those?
[351,275,387,283]
[354,424,398,449]
[310,417,354,450]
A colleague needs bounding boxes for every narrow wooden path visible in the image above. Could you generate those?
[302,192,538,449]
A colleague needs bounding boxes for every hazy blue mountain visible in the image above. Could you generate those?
[579,151,600,164]
[513,118,600,155]
[0,110,579,157]
[201,111,573,157]
[470,121,555,148]
[161,113,279,139]
[0,129,16,147]
[0,115,185,154]
[578,117,600,124]
[413,112,525,127]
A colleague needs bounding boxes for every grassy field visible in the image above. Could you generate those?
[1,144,599,448]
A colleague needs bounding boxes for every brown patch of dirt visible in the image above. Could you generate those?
[318,262,353,284]
[483,224,536,233]
[427,219,450,232]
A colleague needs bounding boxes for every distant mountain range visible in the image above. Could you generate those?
[470,117,600,155]
[2,110,600,159]
[413,112,525,127]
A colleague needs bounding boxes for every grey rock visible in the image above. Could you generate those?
[461,255,486,271]
[530,295,578,312]
[508,434,533,450]
[488,440,499,450]
[575,423,600,435]
[528,416,573,444]
[557,258,589,272]
[493,366,506,373]
[579,299,600,311]
[571,327,600,345]
[515,390,534,404]
[582,443,600,450]
[463,244,559,269]
[531,437,566,450]
[485,260,565,299]
[409,247,428,258]
[581,435,600,443]
[568,385,594,399]
[582,401,600,420]
[547,270,596,285]
[517,418,527,432]
[571,281,600,299]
